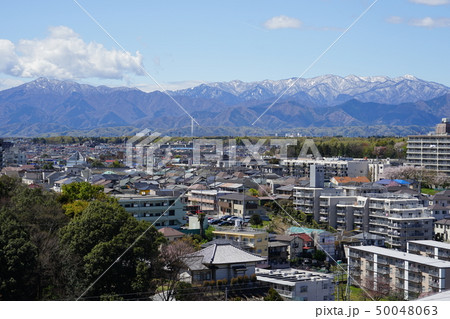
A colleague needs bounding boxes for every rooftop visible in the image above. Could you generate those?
[349,245,450,268]
[408,240,450,250]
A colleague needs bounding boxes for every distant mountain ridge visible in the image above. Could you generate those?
[0,75,449,137]
[172,74,450,106]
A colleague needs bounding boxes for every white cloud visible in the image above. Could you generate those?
[409,17,450,27]
[409,0,450,5]
[264,15,302,30]
[0,78,24,91]
[0,26,144,80]
[386,16,404,24]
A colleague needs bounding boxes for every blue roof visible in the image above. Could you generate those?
[287,227,326,235]
[394,179,410,185]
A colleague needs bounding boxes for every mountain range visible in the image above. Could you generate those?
[0,75,449,137]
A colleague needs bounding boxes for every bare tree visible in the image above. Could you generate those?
[154,238,196,301]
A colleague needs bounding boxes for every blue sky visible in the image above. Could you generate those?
[0,0,449,91]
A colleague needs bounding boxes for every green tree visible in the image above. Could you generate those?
[313,250,327,263]
[111,160,123,168]
[247,188,259,197]
[1,180,68,300]
[59,200,164,299]
[264,288,283,301]
[0,209,38,300]
[60,182,106,204]
[62,200,89,218]
[249,214,263,226]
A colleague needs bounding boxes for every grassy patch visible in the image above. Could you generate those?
[421,188,439,195]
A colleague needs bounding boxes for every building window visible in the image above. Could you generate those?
[300,286,308,293]
[169,210,175,216]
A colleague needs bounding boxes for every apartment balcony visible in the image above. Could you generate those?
[408,285,422,294]
[376,258,389,266]
[408,266,421,274]
[319,216,329,223]
[377,267,390,275]
[395,272,406,279]
[408,276,422,284]
[429,280,440,289]
[245,203,258,209]
[295,192,313,198]
[429,270,440,278]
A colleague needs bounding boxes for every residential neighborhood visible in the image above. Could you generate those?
[1,120,449,301]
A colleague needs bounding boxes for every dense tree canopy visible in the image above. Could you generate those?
[59,200,165,300]
[0,209,38,300]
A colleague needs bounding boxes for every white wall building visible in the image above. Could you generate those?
[255,268,335,301]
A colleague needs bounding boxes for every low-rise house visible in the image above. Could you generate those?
[287,227,336,260]
[212,227,269,257]
[435,218,450,243]
[270,234,303,259]
[330,176,370,187]
[268,241,290,268]
[158,227,185,242]
[181,242,266,284]
[428,190,450,221]
[255,268,335,301]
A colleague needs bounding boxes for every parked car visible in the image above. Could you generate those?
[220,215,232,220]
[218,220,234,226]
[209,218,221,225]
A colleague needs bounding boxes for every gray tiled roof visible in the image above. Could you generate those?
[187,243,265,265]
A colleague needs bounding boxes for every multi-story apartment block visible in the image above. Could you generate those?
[217,193,264,218]
[186,189,232,213]
[366,195,434,250]
[407,240,450,261]
[255,268,335,301]
[347,245,450,300]
[116,194,186,229]
[212,227,269,257]
[282,158,368,181]
[407,118,450,176]
[294,186,434,251]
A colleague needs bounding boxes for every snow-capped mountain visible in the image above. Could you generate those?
[0,75,449,137]
[173,74,450,106]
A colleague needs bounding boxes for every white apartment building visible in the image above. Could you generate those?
[255,268,335,301]
[407,118,450,176]
[186,189,232,213]
[347,245,450,300]
[116,194,186,229]
[407,240,450,262]
[282,158,368,181]
[294,186,434,251]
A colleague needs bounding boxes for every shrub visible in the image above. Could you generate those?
[250,274,257,282]
[243,275,249,283]
[230,278,239,286]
